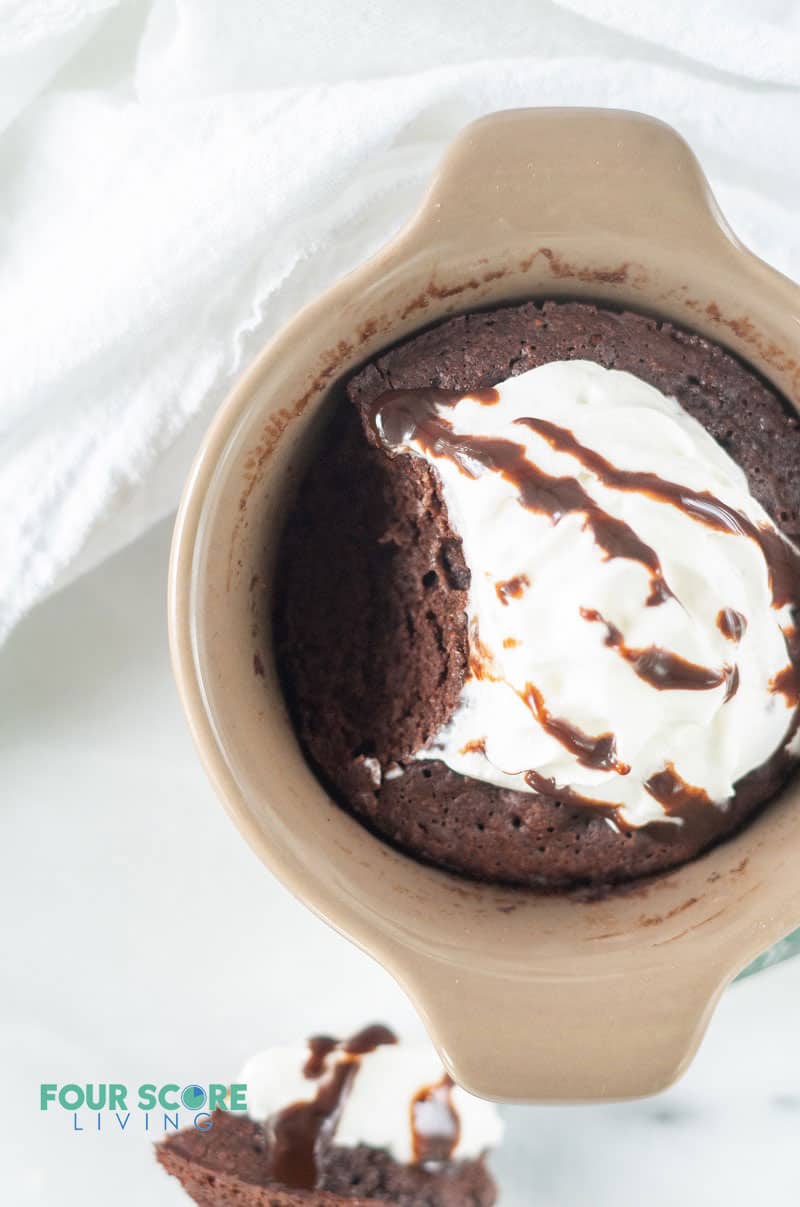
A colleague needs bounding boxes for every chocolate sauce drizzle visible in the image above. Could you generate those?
[717,607,747,643]
[471,387,501,405]
[268,1025,397,1190]
[521,681,629,774]
[303,1036,338,1079]
[468,620,497,682]
[524,765,716,846]
[642,762,720,847]
[268,1057,356,1189]
[343,1023,398,1056]
[524,769,632,832]
[410,1075,460,1164]
[371,389,673,606]
[495,574,530,605]
[519,416,800,610]
[580,608,737,699]
[771,664,800,708]
[266,1025,464,1191]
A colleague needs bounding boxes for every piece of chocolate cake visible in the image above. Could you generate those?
[157,1026,501,1206]
[275,301,800,889]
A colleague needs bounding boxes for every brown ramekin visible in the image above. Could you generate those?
[168,109,800,1102]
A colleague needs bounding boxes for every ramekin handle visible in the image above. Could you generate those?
[407,953,728,1102]
[412,108,730,255]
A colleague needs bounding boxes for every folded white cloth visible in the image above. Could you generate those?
[2,0,799,642]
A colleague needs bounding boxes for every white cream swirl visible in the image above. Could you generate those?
[375,360,799,829]
[238,1038,503,1164]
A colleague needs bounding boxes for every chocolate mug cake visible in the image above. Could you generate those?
[275,301,800,890]
[157,1025,502,1205]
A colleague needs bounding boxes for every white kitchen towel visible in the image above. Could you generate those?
[1,0,799,643]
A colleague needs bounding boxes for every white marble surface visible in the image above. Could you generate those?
[4,516,800,1206]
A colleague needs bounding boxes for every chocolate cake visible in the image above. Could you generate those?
[274,301,800,889]
[158,1113,495,1207]
[157,1026,500,1206]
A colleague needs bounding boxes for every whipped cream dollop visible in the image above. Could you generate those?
[371,360,800,830]
[238,1028,503,1167]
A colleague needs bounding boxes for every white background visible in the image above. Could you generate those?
[3,0,800,638]
[5,518,800,1205]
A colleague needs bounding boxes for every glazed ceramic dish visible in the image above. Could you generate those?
[169,109,800,1102]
